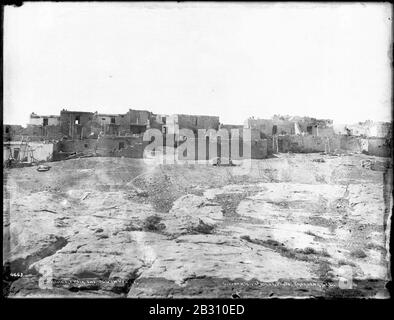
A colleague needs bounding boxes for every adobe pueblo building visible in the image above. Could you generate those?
[3,108,392,167]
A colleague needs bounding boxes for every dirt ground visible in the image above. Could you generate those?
[3,153,392,298]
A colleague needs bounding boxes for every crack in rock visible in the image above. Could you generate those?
[8,235,68,274]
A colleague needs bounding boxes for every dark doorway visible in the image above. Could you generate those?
[206,136,209,160]
[307,126,313,134]
[217,137,221,158]
[76,126,82,138]
[278,138,283,152]
[111,117,116,124]
[13,148,20,160]
[119,142,125,150]
[43,118,48,126]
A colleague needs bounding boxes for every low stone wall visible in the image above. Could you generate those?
[97,136,146,158]
[276,134,391,157]
[58,139,98,153]
[278,135,341,153]
[172,137,268,160]
[56,136,147,158]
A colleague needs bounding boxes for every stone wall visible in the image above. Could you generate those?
[127,109,152,125]
[220,124,244,131]
[250,139,268,159]
[29,116,59,126]
[5,125,63,141]
[314,127,336,137]
[57,136,147,158]
[160,135,267,160]
[276,134,392,156]
[245,119,273,136]
[60,111,94,139]
[97,136,146,158]
[3,125,25,141]
[369,123,392,138]
[340,135,365,153]
[3,142,55,163]
[92,111,161,135]
[177,114,220,132]
[334,121,392,138]
[58,139,98,153]
[368,138,392,157]
[28,142,55,161]
[278,135,341,153]
[246,119,296,136]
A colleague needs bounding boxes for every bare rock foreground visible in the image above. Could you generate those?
[3,153,391,298]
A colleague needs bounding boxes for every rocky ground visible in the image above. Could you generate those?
[3,153,392,298]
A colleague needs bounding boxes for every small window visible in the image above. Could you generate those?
[43,118,48,126]
[84,144,88,148]
[102,118,106,121]
[272,125,278,135]
[75,116,80,125]
[111,117,116,124]
[119,142,125,150]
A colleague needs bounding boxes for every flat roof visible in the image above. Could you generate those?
[97,114,126,117]
[60,110,94,114]
[174,114,219,118]
[30,115,59,118]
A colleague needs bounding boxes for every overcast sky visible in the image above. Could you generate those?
[3,2,392,126]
